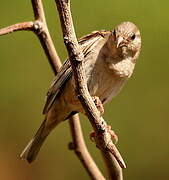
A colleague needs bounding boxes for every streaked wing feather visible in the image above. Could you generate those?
[42,60,72,114]
[43,30,109,114]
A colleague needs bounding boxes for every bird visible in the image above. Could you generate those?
[20,21,141,163]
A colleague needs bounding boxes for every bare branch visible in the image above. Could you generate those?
[0,0,61,74]
[0,22,34,36]
[31,0,61,74]
[31,0,47,22]
[55,0,126,173]
[101,152,123,180]
[69,114,105,180]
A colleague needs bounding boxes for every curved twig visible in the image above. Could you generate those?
[0,22,34,35]
[69,115,105,180]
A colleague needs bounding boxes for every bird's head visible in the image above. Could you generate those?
[113,22,141,59]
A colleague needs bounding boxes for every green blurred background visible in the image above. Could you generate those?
[0,0,169,179]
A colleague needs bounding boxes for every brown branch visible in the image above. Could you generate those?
[0,0,61,74]
[69,115,105,180]
[55,0,125,178]
[0,22,34,36]
[101,152,123,180]
[31,0,61,74]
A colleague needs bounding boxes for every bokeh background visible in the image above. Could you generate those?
[0,0,169,179]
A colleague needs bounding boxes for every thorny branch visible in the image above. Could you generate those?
[0,0,125,179]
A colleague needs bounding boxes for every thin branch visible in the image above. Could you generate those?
[69,114,105,180]
[55,0,125,178]
[0,22,34,36]
[31,0,47,21]
[31,0,61,74]
[101,152,123,180]
[0,3,60,75]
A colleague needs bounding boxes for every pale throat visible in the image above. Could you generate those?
[105,53,135,78]
[111,58,135,78]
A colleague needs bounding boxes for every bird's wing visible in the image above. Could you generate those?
[43,30,110,114]
[42,60,72,114]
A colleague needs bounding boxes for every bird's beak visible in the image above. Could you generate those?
[116,36,124,48]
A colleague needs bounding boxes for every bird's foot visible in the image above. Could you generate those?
[92,96,104,115]
[90,125,118,144]
[106,125,118,144]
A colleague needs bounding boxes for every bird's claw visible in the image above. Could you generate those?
[106,125,118,144]
[92,96,104,115]
[89,125,118,144]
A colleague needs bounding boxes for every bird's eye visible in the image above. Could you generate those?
[131,34,136,40]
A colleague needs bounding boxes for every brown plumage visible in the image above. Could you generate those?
[20,22,141,163]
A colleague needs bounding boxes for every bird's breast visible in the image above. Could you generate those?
[85,58,128,104]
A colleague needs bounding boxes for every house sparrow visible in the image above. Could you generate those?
[20,21,141,163]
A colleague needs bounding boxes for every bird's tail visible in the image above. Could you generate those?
[20,119,49,163]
